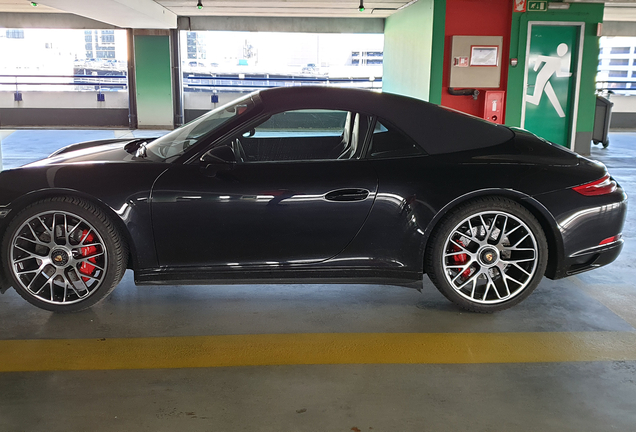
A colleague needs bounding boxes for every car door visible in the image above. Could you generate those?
[150,109,377,268]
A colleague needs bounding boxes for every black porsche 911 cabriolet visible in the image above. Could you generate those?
[0,87,627,313]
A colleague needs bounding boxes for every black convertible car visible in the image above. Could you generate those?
[0,87,627,313]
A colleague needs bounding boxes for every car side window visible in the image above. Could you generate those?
[232,109,369,163]
[368,119,424,159]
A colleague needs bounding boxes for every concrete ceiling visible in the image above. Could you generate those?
[2,0,636,28]
[0,0,62,13]
[0,0,413,28]
[568,0,636,21]
[35,0,178,28]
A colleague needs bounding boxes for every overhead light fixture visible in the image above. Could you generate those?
[358,0,365,12]
[197,0,203,9]
[548,2,570,9]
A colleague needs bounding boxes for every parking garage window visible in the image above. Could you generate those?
[180,31,384,119]
[0,28,129,122]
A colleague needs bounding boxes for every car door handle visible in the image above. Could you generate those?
[325,188,370,202]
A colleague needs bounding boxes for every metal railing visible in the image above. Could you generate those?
[596,80,636,94]
[183,74,382,92]
[1,73,380,93]
[0,74,128,93]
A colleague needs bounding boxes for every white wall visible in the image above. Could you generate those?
[184,91,251,110]
[609,94,636,113]
[0,91,128,109]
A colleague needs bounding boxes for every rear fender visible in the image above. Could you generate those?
[420,188,564,279]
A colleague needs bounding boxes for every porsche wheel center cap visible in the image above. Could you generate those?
[51,249,69,267]
[479,247,499,266]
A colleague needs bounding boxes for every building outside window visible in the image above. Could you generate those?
[178,31,384,118]
[0,28,128,93]
[180,31,383,80]
[6,29,24,39]
[598,37,636,93]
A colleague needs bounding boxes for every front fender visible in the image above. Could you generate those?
[0,163,169,271]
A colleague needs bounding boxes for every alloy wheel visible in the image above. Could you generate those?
[10,211,108,305]
[441,210,539,304]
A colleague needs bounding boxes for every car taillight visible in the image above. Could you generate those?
[572,174,617,196]
[599,234,622,245]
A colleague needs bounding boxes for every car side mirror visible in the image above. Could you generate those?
[201,145,236,164]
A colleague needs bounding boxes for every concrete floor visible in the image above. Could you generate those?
[0,131,635,431]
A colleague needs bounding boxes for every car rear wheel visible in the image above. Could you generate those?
[2,197,127,312]
[426,197,548,313]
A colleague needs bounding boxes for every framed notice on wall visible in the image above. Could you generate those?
[449,35,503,88]
[470,46,499,67]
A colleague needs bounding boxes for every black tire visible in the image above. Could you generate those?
[2,197,128,312]
[425,197,548,313]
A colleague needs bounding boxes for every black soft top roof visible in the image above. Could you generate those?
[257,87,514,155]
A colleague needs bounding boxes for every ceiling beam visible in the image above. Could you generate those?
[174,9,396,18]
[602,20,636,35]
[604,4,636,21]
[185,16,385,32]
[158,0,411,18]
[36,0,178,28]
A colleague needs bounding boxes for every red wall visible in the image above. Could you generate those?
[441,0,512,120]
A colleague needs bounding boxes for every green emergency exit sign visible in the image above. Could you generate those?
[528,1,547,11]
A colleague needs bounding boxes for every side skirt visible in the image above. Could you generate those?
[134,267,424,290]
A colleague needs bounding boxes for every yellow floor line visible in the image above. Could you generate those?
[1,332,635,372]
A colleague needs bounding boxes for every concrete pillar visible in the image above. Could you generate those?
[382,0,437,102]
[133,30,174,129]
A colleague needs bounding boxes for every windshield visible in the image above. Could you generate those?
[146,93,256,162]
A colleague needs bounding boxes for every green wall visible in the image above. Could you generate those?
[428,0,446,105]
[505,3,603,150]
[383,0,436,101]
[134,35,174,128]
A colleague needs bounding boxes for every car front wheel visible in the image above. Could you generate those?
[426,197,548,313]
[2,197,127,312]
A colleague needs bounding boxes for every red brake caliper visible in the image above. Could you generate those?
[452,240,472,278]
[78,230,97,282]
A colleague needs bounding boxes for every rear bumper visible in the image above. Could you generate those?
[533,184,627,280]
[556,239,624,278]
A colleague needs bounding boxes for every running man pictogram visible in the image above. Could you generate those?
[526,43,572,118]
